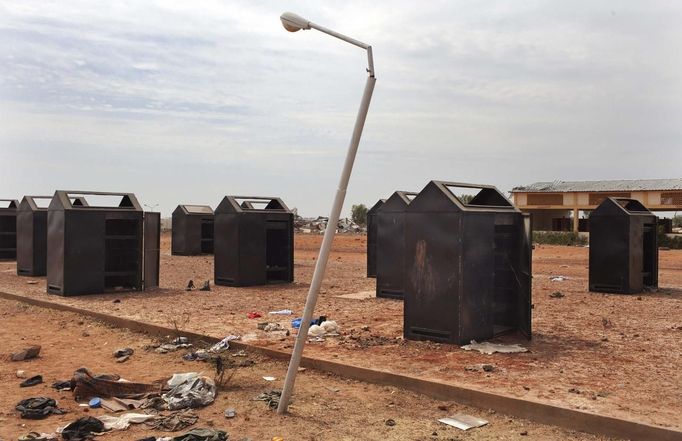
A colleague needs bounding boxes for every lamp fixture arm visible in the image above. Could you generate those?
[309,22,375,77]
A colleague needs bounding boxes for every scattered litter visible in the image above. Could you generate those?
[100,397,145,412]
[98,412,153,430]
[88,398,101,408]
[60,416,106,440]
[308,324,325,337]
[385,418,396,426]
[297,367,306,373]
[163,372,216,410]
[11,345,41,361]
[170,428,228,441]
[116,355,131,363]
[71,367,163,401]
[232,350,247,357]
[145,410,198,432]
[291,315,327,329]
[269,309,293,315]
[549,276,568,282]
[254,390,282,409]
[325,387,340,393]
[461,340,528,355]
[20,375,43,387]
[464,364,496,373]
[16,397,66,419]
[18,432,57,441]
[262,376,276,381]
[308,320,339,337]
[26,280,39,285]
[16,369,27,378]
[199,280,211,291]
[183,350,210,362]
[224,408,236,418]
[438,414,488,431]
[209,335,240,353]
[247,312,262,319]
[113,348,134,361]
[185,280,195,291]
[258,322,284,332]
[549,291,565,299]
[335,291,374,300]
[157,338,193,353]
[52,379,73,391]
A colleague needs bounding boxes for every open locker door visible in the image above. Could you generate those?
[518,213,532,339]
[143,212,160,290]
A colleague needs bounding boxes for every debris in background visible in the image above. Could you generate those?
[16,369,27,378]
[185,280,195,291]
[52,379,73,391]
[224,408,236,419]
[254,390,282,409]
[26,280,39,285]
[464,364,496,373]
[262,376,276,381]
[98,412,153,430]
[88,398,101,408]
[156,338,193,353]
[199,280,211,291]
[15,397,66,419]
[258,322,283,332]
[269,309,293,315]
[170,428,228,441]
[209,335,240,353]
[100,397,145,412]
[18,432,57,441]
[183,350,210,362]
[385,418,396,426]
[549,276,568,282]
[11,345,41,361]
[308,320,339,337]
[549,291,565,299]
[146,410,199,431]
[163,372,216,410]
[60,416,106,440]
[20,375,43,387]
[461,341,528,355]
[291,315,327,330]
[438,414,488,430]
[247,312,262,319]
[113,347,134,359]
[295,216,363,234]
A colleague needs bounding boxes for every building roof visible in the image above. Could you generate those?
[511,179,682,193]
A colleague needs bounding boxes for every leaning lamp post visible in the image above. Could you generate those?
[277,12,376,414]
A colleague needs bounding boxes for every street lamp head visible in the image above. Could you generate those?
[280,12,311,32]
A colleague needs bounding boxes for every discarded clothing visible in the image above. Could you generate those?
[208,335,240,353]
[52,379,73,391]
[268,309,293,315]
[18,432,57,441]
[98,412,153,430]
[258,322,283,332]
[308,320,339,337]
[460,340,528,355]
[163,373,216,410]
[186,280,195,291]
[254,390,282,409]
[146,410,199,432]
[183,350,210,362]
[60,416,106,441]
[20,375,44,387]
[100,397,146,412]
[15,397,66,419]
[113,348,134,358]
[246,312,262,319]
[171,428,228,441]
[199,280,211,291]
[71,367,163,401]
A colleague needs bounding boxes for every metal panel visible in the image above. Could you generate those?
[376,192,416,299]
[366,199,384,277]
[171,205,214,255]
[518,214,533,339]
[143,212,160,289]
[16,197,49,276]
[0,199,18,260]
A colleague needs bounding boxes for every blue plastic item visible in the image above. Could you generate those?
[291,318,302,329]
[89,397,101,408]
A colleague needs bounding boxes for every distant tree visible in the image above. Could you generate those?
[459,194,475,204]
[351,204,368,226]
[674,214,681,228]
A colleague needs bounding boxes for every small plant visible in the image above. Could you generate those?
[533,231,588,246]
[165,311,191,338]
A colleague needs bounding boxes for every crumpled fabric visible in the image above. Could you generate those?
[60,417,106,441]
[208,335,240,353]
[71,367,162,401]
[15,397,66,419]
[171,428,228,441]
[146,410,198,432]
[97,413,153,430]
[162,373,216,410]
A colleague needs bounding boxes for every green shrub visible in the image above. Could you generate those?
[658,229,682,249]
[533,231,588,246]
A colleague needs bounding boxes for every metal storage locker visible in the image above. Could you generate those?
[17,196,54,276]
[366,199,385,278]
[375,191,417,299]
[171,205,214,255]
[0,199,18,260]
[403,181,532,345]
[589,198,658,294]
[214,196,294,287]
[46,191,159,296]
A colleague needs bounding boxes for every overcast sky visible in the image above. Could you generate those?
[1,1,680,217]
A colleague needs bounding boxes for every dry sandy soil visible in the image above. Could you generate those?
[0,299,613,440]
[0,232,680,436]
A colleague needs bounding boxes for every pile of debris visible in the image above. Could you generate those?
[294,216,364,234]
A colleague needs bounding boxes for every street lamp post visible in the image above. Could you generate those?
[277,12,376,414]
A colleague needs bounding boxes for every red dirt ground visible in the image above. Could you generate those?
[0,233,680,434]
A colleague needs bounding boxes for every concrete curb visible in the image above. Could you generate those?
[1,290,680,441]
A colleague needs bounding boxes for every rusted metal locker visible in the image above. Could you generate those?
[17,196,52,276]
[214,196,294,287]
[0,199,18,260]
[376,191,417,299]
[589,198,658,294]
[403,181,532,345]
[171,205,214,255]
[46,191,159,296]
[366,199,385,277]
